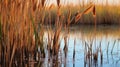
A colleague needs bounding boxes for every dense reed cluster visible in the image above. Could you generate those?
[45,4,120,25]
[0,0,120,67]
[0,0,47,66]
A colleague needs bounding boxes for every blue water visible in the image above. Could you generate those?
[42,25,120,67]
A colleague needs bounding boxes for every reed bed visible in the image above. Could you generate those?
[45,5,120,25]
[0,0,47,66]
[0,0,120,67]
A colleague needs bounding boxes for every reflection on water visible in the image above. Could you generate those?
[42,25,120,67]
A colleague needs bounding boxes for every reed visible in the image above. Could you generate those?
[111,40,116,54]
[51,0,62,56]
[63,35,68,58]
[0,0,119,66]
[99,41,103,64]
[52,24,61,55]
[41,0,46,7]
[84,38,105,67]
[67,8,71,26]
[57,0,60,7]
[73,39,76,61]
[75,12,83,23]
[0,0,47,66]
[107,42,109,54]
[45,4,120,25]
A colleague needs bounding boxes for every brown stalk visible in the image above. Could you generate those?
[53,23,62,55]
[9,40,17,67]
[4,0,8,7]
[48,32,52,49]
[67,9,71,26]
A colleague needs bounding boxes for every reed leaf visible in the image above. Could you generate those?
[83,4,94,14]
[75,13,82,23]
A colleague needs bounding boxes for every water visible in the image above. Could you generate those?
[1,25,119,67]
[42,25,120,67]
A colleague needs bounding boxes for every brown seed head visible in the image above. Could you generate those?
[41,0,45,7]
[92,5,96,17]
[57,0,60,7]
